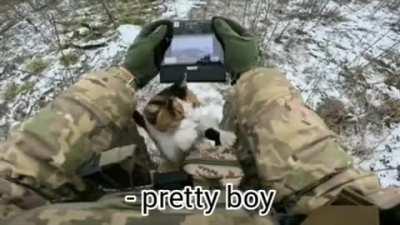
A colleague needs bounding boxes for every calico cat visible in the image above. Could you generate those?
[133,81,236,166]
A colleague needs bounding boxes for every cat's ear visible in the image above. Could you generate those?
[174,72,187,88]
[170,78,188,100]
[181,72,188,87]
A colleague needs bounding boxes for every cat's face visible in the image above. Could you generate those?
[144,83,200,132]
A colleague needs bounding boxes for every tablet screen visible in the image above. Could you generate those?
[163,34,223,65]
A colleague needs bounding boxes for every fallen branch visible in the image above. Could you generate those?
[71,42,107,50]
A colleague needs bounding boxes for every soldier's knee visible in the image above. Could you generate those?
[235,67,299,103]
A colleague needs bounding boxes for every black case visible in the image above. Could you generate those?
[160,20,227,83]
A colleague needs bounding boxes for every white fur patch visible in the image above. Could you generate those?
[174,118,199,152]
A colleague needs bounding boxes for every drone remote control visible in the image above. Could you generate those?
[160,20,227,83]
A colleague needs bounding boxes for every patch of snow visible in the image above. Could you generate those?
[117,25,141,46]
[358,125,400,187]
[77,27,90,36]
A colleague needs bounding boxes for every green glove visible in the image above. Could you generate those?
[123,20,173,88]
[212,17,259,83]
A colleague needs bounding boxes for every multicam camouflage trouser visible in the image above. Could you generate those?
[0,68,151,219]
[0,67,399,224]
[227,68,400,213]
[2,192,277,225]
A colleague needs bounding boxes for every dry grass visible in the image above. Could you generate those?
[316,97,349,134]
[24,57,48,74]
[4,81,35,101]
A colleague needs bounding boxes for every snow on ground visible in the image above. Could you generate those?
[248,2,400,187]
[118,24,141,46]
[266,2,400,187]
[189,0,400,187]
[0,20,142,138]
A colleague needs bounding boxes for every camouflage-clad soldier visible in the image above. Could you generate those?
[0,18,399,225]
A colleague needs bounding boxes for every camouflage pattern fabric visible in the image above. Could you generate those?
[0,67,149,220]
[229,67,398,214]
[3,193,277,225]
[183,142,244,188]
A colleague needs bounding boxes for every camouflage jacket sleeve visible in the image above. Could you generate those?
[230,67,384,213]
[0,67,138,219]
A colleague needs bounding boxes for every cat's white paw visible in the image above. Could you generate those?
[219,130,237,147]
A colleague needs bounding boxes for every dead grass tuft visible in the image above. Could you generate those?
[316,97,349,133]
